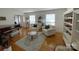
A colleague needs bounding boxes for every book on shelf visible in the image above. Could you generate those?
[64,22,72,26]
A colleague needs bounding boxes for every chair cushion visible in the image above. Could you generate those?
[45,25,50,29]
[33,24,37,27]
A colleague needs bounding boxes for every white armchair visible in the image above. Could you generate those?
[42,25,56,36]
[32,24,37,30]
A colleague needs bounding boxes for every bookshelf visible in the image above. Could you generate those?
[75,13,79,32]
[63,9,79,49]
[63,9,73,47]
[74,9,79,43]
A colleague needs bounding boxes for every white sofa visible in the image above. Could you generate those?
[30,24,38,31]
[30,24,42,31]
[42,25,56,36]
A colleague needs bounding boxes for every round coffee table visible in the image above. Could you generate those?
[28,31,37,41]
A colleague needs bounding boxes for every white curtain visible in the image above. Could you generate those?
[29,15,35,24]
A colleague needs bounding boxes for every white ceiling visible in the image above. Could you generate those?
[15,8,56,13]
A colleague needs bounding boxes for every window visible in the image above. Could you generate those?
[29,15,35,24]
[46,14,55,26]
[14,15,21,24]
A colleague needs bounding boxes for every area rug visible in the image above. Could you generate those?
[16,32,46,51]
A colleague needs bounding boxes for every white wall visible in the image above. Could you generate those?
[0,8,23,25]
[24,9,66,32]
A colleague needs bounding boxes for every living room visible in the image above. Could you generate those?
[0,8,79,51]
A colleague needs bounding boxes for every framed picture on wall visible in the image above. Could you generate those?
[0,17,6,20]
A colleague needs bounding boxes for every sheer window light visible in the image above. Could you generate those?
[46,14,55,26]
[14,15,21,24]
[29,15,35,24]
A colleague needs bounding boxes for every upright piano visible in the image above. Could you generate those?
[0,24,20,49]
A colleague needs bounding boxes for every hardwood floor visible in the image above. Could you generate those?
[10,28,65,51]
[46,32,65,45]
